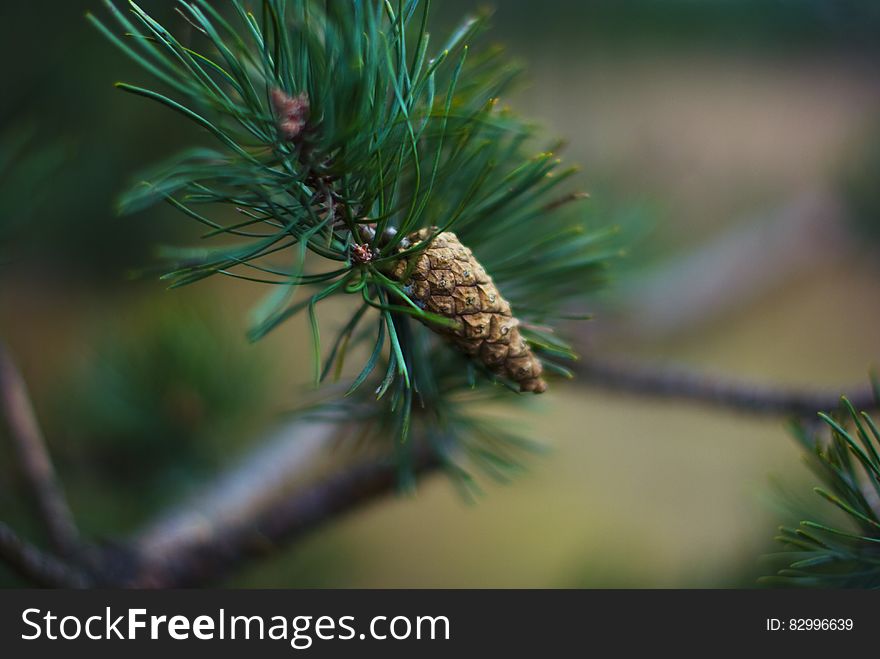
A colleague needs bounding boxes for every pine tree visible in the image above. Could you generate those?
[1,0,876,590]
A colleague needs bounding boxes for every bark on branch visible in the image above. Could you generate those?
[574,354,878,416]
[1,348,876,589]
[0,522,89,588]
[0,341,80,556]
[113,423,439,588]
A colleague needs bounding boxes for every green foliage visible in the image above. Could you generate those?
[839,122,880,244]
[764,398,880,588]
[0,126,68,264]
[305,321,545,496]
[91,0,616,480]
[49,304,274,525]
[457,0,880,52]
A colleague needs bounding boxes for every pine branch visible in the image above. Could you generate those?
[122,434,440,588]
[574,354,879,417]
[0,355,875,588]
[0,522,90,588]
[90,1,617,462]
[0,410,441,588]
[763,401,880,588]
[0,341,80,556]
[133,418,340,560]
[0,0,858,590]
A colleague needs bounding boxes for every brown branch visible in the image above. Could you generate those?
[0,374,442,588]
[126,350,876,586]
[123,436,440,588]
[3,330,874,589]
[0,341,80,556]
[134,418,339,560]
[0,522,90,588]
[574,354,878,417]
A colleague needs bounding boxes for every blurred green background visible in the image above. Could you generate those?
[2,0,880,587]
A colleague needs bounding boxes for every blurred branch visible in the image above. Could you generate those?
[0,522,89,588]
[0,341,80,556]
[134,419,339,560]
[603,190,849,340]
[0,359,441,588]
[122,422,439,588]
[3,351,874,588]
[574,354,878,416]
[3,328,876,588]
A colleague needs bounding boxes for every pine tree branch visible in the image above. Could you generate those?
[574,354,879,416]
[75,359,878,587]
[122,431,440,588]
[124,353,880,586]
[0,522,90,588]
[0,412,439,588]
[0,341,80,556]
[133,418,340,561]
[2,344,876,588]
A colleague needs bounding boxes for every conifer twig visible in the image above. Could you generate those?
[0,341,80,556]
[574,354,879,416]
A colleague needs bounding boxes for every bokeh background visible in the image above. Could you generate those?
[2,0,879,587]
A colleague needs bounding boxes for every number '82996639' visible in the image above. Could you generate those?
[766,619,853,631]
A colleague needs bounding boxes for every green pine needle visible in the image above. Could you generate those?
[766,397,880,588]
[93,0,620,482]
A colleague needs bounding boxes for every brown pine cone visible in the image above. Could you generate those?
[390,228,547,393]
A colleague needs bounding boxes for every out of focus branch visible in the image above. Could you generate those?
[604,190,850,340]
[111,341,879,586]
[134,419,340,560]
[0,341,80,556]
[3,333,876,589]
[123,425,440,588]
[0,522,89,588]
[0,373,441,588]
[2,350,874,588]
[574,354,878,416]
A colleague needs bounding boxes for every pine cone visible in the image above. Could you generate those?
[390,228,547,393]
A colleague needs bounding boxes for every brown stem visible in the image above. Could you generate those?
[3,338,876,588]
[134,419,339,559]
[0,341,80,556]
[574,354,878,416]
[124,434,439,588]
[0,522,89,588]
